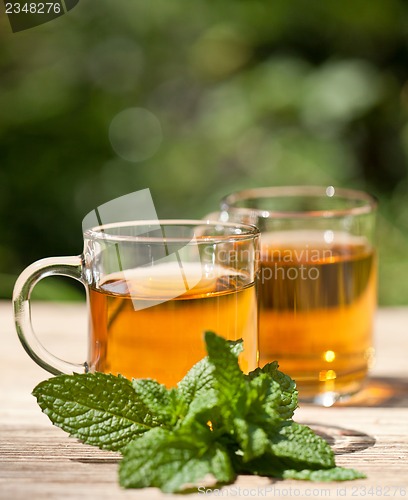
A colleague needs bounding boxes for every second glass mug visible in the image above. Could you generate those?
[218,186,377,406]
[13,220,260,386]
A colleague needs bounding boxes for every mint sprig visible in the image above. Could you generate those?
[32,331,366,492]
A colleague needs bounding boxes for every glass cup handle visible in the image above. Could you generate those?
[12,256,87,375]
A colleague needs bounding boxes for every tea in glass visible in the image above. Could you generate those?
[259,230,376,401]
[220,186,377,405]
[89,263,257,386]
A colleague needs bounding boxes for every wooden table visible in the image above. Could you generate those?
[1,301,407,499]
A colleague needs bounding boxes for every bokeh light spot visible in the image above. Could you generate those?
[109,107,163,162]
[319,369,337,381]
[324,350,336,362]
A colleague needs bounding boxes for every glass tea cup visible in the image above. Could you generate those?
[13,220,260,386]
[218,186,377,406]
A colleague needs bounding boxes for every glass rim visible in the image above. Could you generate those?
[221,186,378,219]
[84,219,260,243]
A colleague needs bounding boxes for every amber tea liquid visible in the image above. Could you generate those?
[89,264,257,387]
[259,231,376,401]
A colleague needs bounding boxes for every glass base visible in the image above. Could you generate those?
[300,391,354,407]
[296,376,368,407]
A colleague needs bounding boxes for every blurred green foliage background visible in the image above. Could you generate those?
[1,0,408,304]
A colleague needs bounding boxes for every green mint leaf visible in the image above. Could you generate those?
[131,379,181,427]
[205,331,246,398]
[226,338,244,357]
[283,467,367,481]
[204,333,274,462]
[119,427,235,493]
[230,374,281,461]
[239,421,335,477]
[247,362,298,420]
[176,358,219,427]
[245,372,283,427]
[177,336,242,409]
[177,357,216,407]
[269,421,335,470]
[32,373,160,451]
[177,335,245,428]
[204,332,247,411]
[232,418,270,461]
